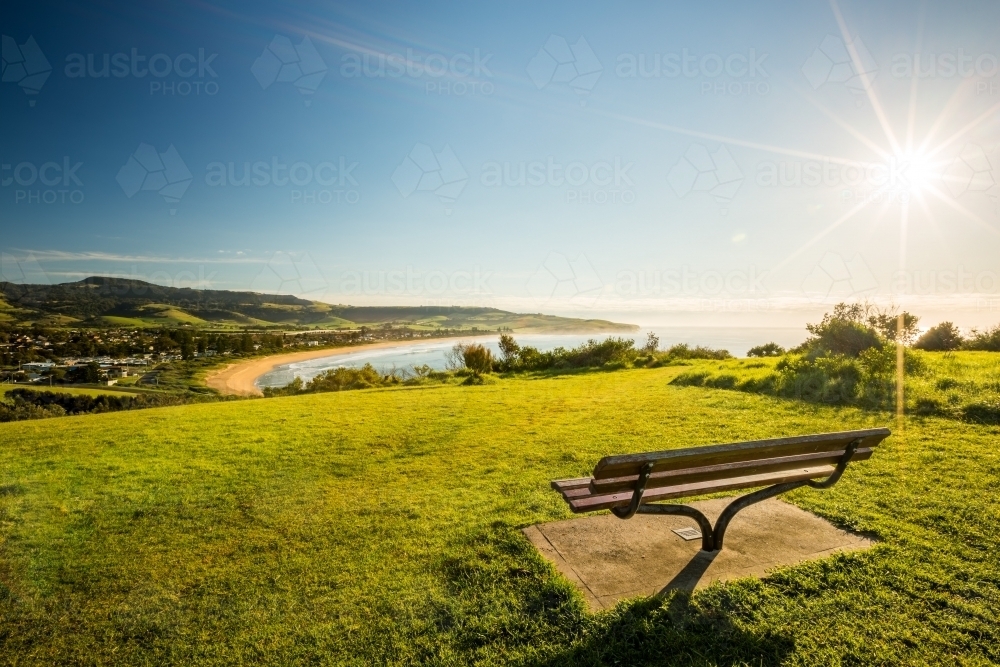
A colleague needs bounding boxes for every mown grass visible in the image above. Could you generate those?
[1,367,998,665]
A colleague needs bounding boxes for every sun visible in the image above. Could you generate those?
[893,150,938,196]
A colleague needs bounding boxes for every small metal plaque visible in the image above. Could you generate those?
[672,527,702,541]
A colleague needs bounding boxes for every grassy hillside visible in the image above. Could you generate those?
[0,277,636,332]
[670,351,1000,424]
[1,368,997,665]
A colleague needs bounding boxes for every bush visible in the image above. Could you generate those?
[674,343,925,410]
[661,343,731,360]
[497,333,520,367]
[935,377,960,391]
[498,336,639,372]
[807,318,883,357]
[0,398,66,422]
[914,322,964,351]
[462,344,493,376]
[0,389,184,421]
[804,302,918,357]
[961,402,1000,425]
[263,363,402,397]
[641,331,659,354]
[965,324,1000,351]
[747,342,785,357]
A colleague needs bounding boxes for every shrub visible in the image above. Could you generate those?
[965,325,1000,351]
[807,318,883,357]
[914,322,964,351]
[462,344,493,376]
[804,302,918,357]
[671,371,711,386]
[0,389,184,421]
[961,402,1000,425]
[662,343,731,360]
[913,397,943,416]
[308,364,392,392]
[497,333,520,368]
[747,342,785,357]
[641,331,659,354]
[705,374,738,389]
[264,364,402,397]
[935,377,960,391]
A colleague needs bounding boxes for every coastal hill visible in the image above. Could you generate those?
[0,277,638,333]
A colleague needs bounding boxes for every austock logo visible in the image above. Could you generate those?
[801,35,877,106]
[527,35,602,96]
[667,143,743,210]
[480,156,636,204]
[526,252,604,306]
[116,143,193,214]
[339,47,494,97]
[802,252,878,302]
[252,35,327,103]
[204,157,360,204]
[2,157,84,204]
[64,47,219,96]
[392,143,468,213]
[1,35,52,105]
[250,252,329,299]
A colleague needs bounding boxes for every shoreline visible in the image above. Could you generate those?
[204,336,493,397]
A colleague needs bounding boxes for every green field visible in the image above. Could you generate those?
[1,367,998,665]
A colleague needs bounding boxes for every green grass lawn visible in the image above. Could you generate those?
[1,367,998,665]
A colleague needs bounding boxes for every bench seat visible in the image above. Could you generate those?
[550,428,890,551]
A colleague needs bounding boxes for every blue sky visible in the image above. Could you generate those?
[3,0,1000,327]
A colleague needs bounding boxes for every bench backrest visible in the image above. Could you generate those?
[588,428,890,493]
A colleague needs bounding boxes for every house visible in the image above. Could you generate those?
[22,362,55,372]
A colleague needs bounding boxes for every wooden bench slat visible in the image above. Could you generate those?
[568,464,838,513]
[588,447,873,494]
[550,478,592,492]
[592,428,889,479]
[559,486,598,500]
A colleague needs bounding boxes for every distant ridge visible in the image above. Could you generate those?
[0,277,638,333]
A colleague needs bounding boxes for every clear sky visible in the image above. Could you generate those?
[3,0,999,328]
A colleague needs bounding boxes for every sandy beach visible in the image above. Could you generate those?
[205,340,439,396]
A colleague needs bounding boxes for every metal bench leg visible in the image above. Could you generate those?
[636,503,715,552]
[614,439,862,552]
[710,481,806,550]
[711,438,861,550]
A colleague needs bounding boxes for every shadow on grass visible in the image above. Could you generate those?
[531,589,794,667]
[436,524,793,667]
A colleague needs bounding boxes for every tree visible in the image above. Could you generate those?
[805,302,918,357]
[747,342,785,357]
[965,324,1000,351]
[914,322,964,351]
[498,333,520,367]
[868,310,920,344]
[68,362,101,384]
[641,331,659,354]
[462,343,493,377]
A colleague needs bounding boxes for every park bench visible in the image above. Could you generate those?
[551,428,890,552]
